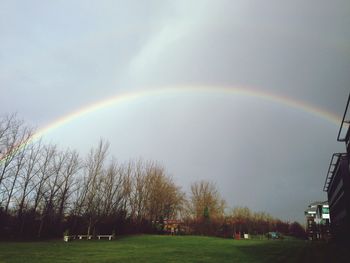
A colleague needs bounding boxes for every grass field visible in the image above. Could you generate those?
[0,235,348,263]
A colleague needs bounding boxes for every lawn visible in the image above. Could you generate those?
[0,235,348,263]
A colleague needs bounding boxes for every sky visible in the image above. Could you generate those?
[1,0,349,223]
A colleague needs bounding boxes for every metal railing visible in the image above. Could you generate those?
[337,93,350,143]
[323,153,348,192]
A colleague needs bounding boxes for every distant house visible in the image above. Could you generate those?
[304,201,330,240]
[323,93,350,243]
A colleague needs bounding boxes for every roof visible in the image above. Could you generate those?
[308,201,328,207]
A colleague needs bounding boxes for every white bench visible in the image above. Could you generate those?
[77,235,92,240]
[97,235,114,240]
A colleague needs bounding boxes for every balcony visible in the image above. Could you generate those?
[337,93,350,153]
[323,153,348,192]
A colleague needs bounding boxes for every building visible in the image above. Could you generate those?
[305,201,330,240]
[323,93,350,243]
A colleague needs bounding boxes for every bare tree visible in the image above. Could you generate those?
[17,141,42,218]
[83,139,109,235]
[32,145,57,214]
[37,147,80,237]
[16,140,42,235]
[100,159,124,216]
[56,149,81,219]
[3,142,28,213]
[189,180,226,221]
[128,160,148,223]
[0,114,32,205]
[144,163,184,222]
[119,162,133,218]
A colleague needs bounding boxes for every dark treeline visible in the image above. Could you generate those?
[0,114,305,239]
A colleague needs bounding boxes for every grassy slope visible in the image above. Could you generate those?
[0,235,348,263]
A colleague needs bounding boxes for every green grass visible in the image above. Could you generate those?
[0,235,348,263]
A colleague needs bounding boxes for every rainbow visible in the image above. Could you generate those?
[0,86,342,160]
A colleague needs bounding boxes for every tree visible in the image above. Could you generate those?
[0,114,32,207]
[189,180,225,221]
[144,162,184,222]
[17,141,42,235]
[83,139,109,236]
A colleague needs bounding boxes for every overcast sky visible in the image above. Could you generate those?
[1,0,349,223]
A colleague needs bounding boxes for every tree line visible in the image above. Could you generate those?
[0,114,305,239]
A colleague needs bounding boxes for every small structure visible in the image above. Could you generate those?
[233,233,241,240]
[63,235,75,242]
[305,201,330,240]
[163,219,182,235]
[267,232,281,240]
